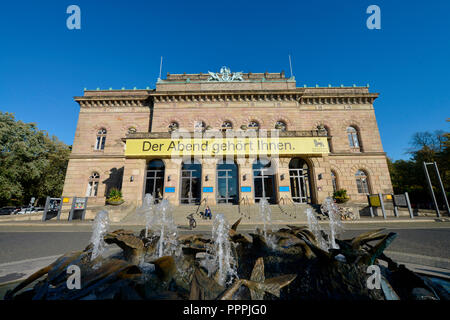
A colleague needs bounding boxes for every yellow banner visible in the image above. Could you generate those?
[125,137,329,157]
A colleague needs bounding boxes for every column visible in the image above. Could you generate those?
[163,158,181,206]
[121,158,147,207]
[201,158,218,205]
[237,157,255,204]
[276,157,292,204]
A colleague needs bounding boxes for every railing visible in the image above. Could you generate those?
[278,196,300,219]
[194,198,208,217]
[238,196,252,220]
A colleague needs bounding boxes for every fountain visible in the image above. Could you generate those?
[258,199,271,238]
[90,210,110,262]
[258,199,277,249]
[5,210,449,300]
[203,214,237,286]
[143,193,155,238]
[306,207,328,250]
[321,197,343,249]
[153,199,180,258]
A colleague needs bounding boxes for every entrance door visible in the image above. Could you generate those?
[253,159,276,204]
[289,158,311,203]
[145,160,165,200]
[217,161,238,204]
[180,160,202,204]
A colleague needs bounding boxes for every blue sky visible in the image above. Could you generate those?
[0,0,448,160]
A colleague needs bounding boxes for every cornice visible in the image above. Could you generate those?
[125,130,328,139]
[74,96,151,108]
[329,152,387,157]
[73,90,378,106]
[69,154,126,159]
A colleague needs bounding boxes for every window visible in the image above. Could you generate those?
[221,121,233,131]
[355,170,369,194]
[168,122,179,132]
[275,121,287,131]
[95,128,107,150]
[347,126,360,148]
[331,171,337,193]
[86,172,100,197]
[248,121,259,130]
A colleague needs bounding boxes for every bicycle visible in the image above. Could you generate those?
[186,213,197,230]
[339,207,357,221]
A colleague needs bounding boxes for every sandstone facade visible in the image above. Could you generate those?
[62,70,393,207]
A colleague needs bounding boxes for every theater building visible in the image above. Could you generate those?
[62,67,393,207]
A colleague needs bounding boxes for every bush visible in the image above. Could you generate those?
[333,189,350,203]
[107,188,123,202]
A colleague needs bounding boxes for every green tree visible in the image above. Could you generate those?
[0,112,71,206]
[388,126,449,208]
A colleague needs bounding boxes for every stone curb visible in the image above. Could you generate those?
[0,218,443,228]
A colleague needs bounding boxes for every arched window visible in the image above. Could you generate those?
[180,159,202,204]
[95,129,107,150]
[347,126,360,148]
[331,170,338,193]
[168,122,179,132]
[253,158,276,203]
[127,127,137,134]
[221,121,233,131]
[275,121,287,131]
[289,158,311,203]
[145,160,165,200]
[248,121,259,130]
[86,172,100,197]
[355,170,370,194]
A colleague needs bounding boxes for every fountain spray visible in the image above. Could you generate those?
[143,193,155,238]
[306,207,328,250]
[207,213,237,286]
[321,197,343,249]
[258,199,272,239]
[90,210,110,261]
[154,199,179,258]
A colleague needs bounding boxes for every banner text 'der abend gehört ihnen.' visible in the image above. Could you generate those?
[125,137,329,157]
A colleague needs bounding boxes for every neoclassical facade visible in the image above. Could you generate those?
[62,68,393,207]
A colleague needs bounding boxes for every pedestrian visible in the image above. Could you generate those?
[204,206,212,220]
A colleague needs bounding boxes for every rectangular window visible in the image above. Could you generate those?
[86,182,99,197]
[356,178,368,194]
[95,136,106,150]
[95,136,101,150]
[348,133,359,148]
[352,134,359,148]
[348,134,355,147]
[86,182,92,197]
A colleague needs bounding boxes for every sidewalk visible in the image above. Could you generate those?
[0,216,447,228]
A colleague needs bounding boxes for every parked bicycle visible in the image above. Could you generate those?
[186,213,197,230]
[339,207,357,221]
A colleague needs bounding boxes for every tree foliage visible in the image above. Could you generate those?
[0,112,71,206]
[388,126,449,208]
